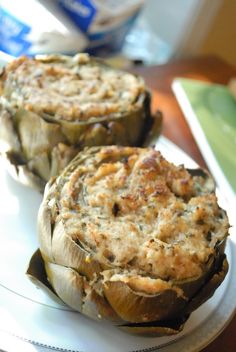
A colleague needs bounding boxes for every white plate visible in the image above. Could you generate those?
[0,136,235,352]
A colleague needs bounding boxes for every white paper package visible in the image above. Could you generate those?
[0,0,144,59]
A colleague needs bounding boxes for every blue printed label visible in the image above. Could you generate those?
[86,12,140,55]
[0,7,32,56]
[58,0,96,33]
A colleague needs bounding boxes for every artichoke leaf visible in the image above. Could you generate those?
[58,117,127,146]
[58,120,88,145]
[216,238,227,256]
[38,201,54,262]
[50,143,79,178]
[119,315,189,337]
[184,256,228,315]
[187,168,215,192]
[103,280,186,323]
[15,109,66,159]
[120,108,146,146]
[187,168,210,179]
[26,249,64,306]
[143,110,163,147]
[79,123,112,147]
[51,219,102,280]
[107,121,128,145]
[28,151,50,182]
[4,151,45,191]
[174,254,215,299]
[0,106,21,153]
[82,288,124,325]
[45,261,84,312]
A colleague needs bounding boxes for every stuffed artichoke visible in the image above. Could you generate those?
[27,146,229,336]
[0,54,159,191]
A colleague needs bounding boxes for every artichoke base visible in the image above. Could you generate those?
[27,249,228,337]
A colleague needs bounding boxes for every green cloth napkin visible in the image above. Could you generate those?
[173,78,236,194]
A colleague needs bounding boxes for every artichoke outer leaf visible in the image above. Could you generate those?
[26,249,65,306]
[82,287,124,325]
[4,151,45,192]
[187,168,210,179]
[172,245,227,314]
[184,256,228,315]
[59,120,88,145]
[119,109,145,146]
[216,238,227,256]
[103,281,186,323]
[119,315,189,337]
[174,254,215,299]
[143,110,163,147]
[117,91,151,147]
[14,109,66,160]
[0,106,21,153]
[119,325,182,337]
[108,121,128,145]
[50,143,79,178]
[79,123,112,147]
[51,219,102,280]
[187,167,215,192]
[28,151,51,182]
[45,261,84,312]
[38,201,54,262]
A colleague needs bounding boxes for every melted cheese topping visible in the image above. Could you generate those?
[54,146,229,281]
[2,54,145,121]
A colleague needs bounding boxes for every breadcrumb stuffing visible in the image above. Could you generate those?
[3,54,145,121]
[56,146,229,284]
